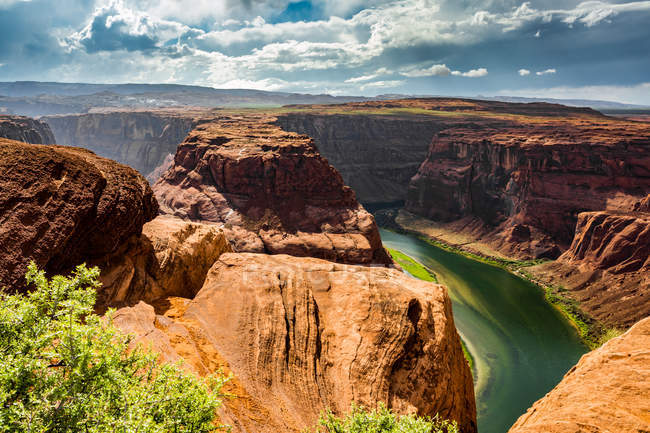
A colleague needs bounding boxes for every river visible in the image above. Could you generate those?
[379,229,587,433]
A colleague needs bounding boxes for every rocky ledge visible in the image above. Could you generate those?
[0,137,158,290]
[0,115,56,144]
[153,114,391,265]
[114,253,477,433]
[509,316,650,432]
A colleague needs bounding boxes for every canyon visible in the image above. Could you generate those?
[6,97,648,431]
[44,110,199,178]
[0,119,476,432]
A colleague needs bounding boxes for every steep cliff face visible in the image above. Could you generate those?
[154,114,391,265]
[43,111,196,177]
[113,253,477,433]
[0,138,158,290]
[0,115,55,144]
[407,120,650,258]
[509,317,650,433]
[276,114,442,205]
[532,210,650,328]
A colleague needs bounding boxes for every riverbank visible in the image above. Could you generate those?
[381,210,618,349]
[380,228,587,433]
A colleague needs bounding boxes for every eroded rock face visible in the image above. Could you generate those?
[509,317,650,433]
[0,138,158,290]
[44,111,196,176]
[407,119,650,259]
[276,114,442,205]
[532,210,650,328]
[97,215,232,308]
[153,115,391,265]
[0,115,56,144]
[114,253,477,433]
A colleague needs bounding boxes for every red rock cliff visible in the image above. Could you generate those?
[407,116,650,259]
[0,138,158,290]
[114,253,477,433]
[509,316,650,433]
[153,114,391,265]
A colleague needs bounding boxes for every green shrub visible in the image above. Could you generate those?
[311,404,459,433]
[0,262,227,433]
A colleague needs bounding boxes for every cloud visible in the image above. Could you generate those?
[536,68,556,75]
[400,64,451,77]
[65,0,188,53]
[518,68,530,76]
[451,67,488,77]
[359,79,405,91]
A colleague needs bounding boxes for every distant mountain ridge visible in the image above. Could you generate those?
[0,81,647,117]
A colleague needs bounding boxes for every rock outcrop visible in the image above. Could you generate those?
[113,253,477,433]
[532,210,650,328]
[0,138,158,290]
[0,115,56,144]
[509,316,650,433]
[44,110,197,176]
[96,215,232,308]
[154,115,391,265]
[407,117,650,259]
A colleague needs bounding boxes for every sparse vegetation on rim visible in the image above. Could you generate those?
[0,262,228,432]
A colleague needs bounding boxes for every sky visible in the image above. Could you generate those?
[0,0,649,103]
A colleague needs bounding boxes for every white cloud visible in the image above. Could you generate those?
[518,68,530,76]
[534,30,541,38]
[536,68,556,75]
[451,67,488,77]
[495,82,650,106]
[400,64,451,77]
[0,0,31,8]
[359,80,405,91]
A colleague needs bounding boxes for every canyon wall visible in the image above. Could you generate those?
[532,209,649,328]
[509,316,650,433]
[406,119,650,259]
[275,114,442,205]
[0,115,55,144]
[154,114,391,265]
[43,111,196,177]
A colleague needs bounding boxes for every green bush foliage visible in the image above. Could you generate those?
[312,404,459,433]
[0,262,227,433]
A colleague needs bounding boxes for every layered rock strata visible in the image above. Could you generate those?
[0,138,157,290]
[407,119,650,259]
[509,317,650,433]
[113,253,477,433]
[153,115,391,265]
[532,210,650,328]
[44,110,197,176]
[0,115,56,144]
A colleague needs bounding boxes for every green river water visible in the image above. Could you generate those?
[379,229,588,433]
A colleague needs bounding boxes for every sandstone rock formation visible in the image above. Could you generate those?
[114,253,477,433]
[406,115,650,259]
[532,210,650,328]
[154,115,391,265]
[44,110,197,176]
[509,316,650,433]
[96,215,232,308]
[0,115,56,144]
[0,137,158,290]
